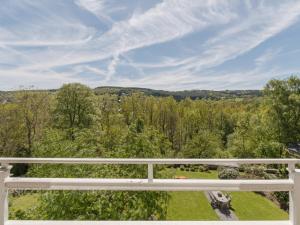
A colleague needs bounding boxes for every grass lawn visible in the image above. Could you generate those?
[230,192,289,221]
[165,168,288,221]
[9,193,39,213]
[166,168,219,220]
[169,169,218,179]
[167,191,219,220]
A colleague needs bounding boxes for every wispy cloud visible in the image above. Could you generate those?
[255,48,281,67]
[0,0,300,90]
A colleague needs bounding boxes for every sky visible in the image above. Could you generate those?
[0,0,300,91]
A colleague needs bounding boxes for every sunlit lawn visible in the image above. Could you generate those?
[165,168,288,221]
[230,192,288,220]
[9,193,39,214]
[167,191,219,220]
[166,168,219,220]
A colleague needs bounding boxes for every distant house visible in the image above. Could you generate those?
[288,143,300,156]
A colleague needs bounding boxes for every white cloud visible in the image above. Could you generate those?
[107,54,120,81]
[0,0,300,90]
[255,48,281,67]
[127,0,300,89]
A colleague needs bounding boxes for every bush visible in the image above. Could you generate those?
[218,168,239,179]
[197,165,205,172]
[264,173,278,180]
[242,165,268,179]
[273,192,289,211]
[252,166,266,177]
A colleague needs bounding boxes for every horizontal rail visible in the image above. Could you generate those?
[5,178,294,191]
[5,220,293,225]
[0,158,299,165]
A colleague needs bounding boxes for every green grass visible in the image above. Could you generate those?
[166,169,288,221]
[10,193,39,213]
[166,169,219,220]
[167,191,219,220]
[230,192,289,221]
[163,168,218,179]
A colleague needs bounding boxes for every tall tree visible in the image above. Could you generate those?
[264,76,300,144]
[16,90,51,152]
[0,103,24,156]
[55,83,96,139]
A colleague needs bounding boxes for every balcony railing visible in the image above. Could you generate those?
[0,158,299,225]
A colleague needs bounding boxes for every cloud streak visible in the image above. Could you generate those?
[0,0,300,90]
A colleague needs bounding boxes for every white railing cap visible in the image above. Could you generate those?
[0,158,299,165]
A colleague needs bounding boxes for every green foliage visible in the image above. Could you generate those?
[218,168,239,179]
[16,90,51,150]
[2,76,299,219]
[34,191,168,220]
[94,86,261,100]
[264,76,300,144]
[256,141,286,158]
[182,131,222,158]
[26,117,171,220]
[273,192,289,211]
[0,103,25,156]
[54,83,96,138]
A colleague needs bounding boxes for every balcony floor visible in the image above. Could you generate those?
[6,221,292,225]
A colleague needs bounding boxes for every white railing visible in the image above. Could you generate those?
[0,158,299,225]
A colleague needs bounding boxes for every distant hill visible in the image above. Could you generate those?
[94,86,262,100]
[0,87,262,102]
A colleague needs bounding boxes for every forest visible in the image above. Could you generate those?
[0,76,299,220]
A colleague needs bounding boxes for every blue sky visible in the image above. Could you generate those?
[0,0,300,91]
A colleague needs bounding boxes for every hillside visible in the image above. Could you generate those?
[1,87,262,102]
[93,86,262,100]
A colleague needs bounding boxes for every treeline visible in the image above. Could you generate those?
[0,76,299,220]
[1,87,261,104]
[94,87,262,100]
[1,76,299,160]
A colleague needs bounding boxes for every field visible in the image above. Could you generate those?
[9,169,288,221]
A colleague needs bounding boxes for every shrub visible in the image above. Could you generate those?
[197,165,205,172]
[218,167,239,179]
[264,173,277,180]
[252,166,266,177]
[273,192,289,211]
[179,165,185,171]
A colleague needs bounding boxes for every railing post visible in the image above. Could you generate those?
[148,163,153,182]
[290,166,300,225]
[0,164,11,225]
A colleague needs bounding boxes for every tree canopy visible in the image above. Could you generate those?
[1,76,299,220]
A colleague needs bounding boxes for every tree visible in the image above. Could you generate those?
[24,121,170,220]
[264,76,300,144]
[0,103,24,156]
[182,131,222,158]
[228,108,288,159]
[96,94,125,150]
[16,90,51,152]
[227,113,256,158]
[54,83,96,139]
